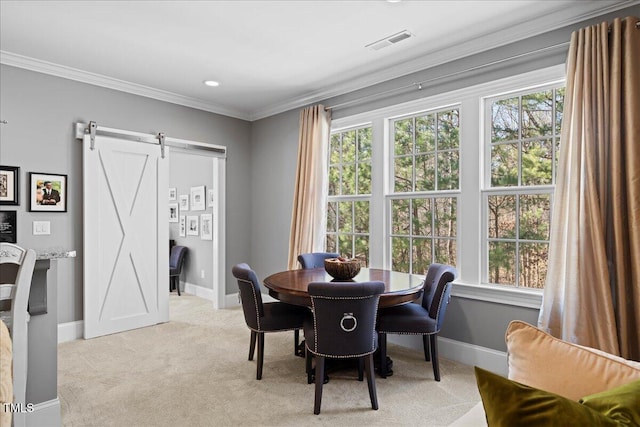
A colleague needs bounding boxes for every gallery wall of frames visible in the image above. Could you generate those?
[0,165,69,243]
[168,185,214,242]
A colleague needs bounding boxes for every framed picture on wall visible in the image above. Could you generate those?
[200,214,212,240]
[29,172,67,212]
[186,215,199,236]
[0,166,20,206]
[179,215,186,237]
[168,187,177,201]
[190,185,205,211]
[207,189,215,208]
[168,203,179,223]
[179,194,189,211]
[0,210,17,243]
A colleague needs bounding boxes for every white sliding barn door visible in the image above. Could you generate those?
[83,133,169,339]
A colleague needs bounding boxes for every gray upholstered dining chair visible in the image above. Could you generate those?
[169,245,188,296]
[304,280,385,414]
[297,252,340,269]
[376,263,457,381]
[231,263,309,380]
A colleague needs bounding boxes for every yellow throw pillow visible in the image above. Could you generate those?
[474,367,621,427]
[580,379,640,426]
[505,320,640,400]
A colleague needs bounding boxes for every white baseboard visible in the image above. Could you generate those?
[58,321,83,343]
[183,282,215,301]
[225,292,241,307]
[183,282,239,308]
[388,334,508,375]
[27,398,61,427]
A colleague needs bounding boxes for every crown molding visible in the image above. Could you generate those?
[2,1,636,122]
[0,51,251,121]
[248,0,638,120]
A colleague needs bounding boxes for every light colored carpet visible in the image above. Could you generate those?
[58,294,480,426]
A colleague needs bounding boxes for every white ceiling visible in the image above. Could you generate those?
[0,0,635,121]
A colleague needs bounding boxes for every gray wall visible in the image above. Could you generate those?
[169,151,214,289]
[249,109,300,277]
[0,64,251,323]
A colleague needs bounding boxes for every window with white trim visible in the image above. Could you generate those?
[325,65,566,300]
[484,85,565,288]
[389,107,460,274]
[326,125,372,265]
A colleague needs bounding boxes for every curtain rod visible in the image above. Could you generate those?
[324,41,570,112]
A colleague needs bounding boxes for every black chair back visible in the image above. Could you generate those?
[170,246,188,272]
[298,252,340,269]
[307,281,384,357]
[231,263,265,330]
[421,263,456,330]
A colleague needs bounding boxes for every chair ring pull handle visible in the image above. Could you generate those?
[340,313,357,332]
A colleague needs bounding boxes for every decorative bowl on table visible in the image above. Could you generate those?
[324,257,361,281]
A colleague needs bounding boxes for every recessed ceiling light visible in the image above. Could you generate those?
[203,80,220,87]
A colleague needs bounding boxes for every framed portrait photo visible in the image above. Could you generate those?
[0,210,17,243]
[186,215,199,236]
[190,185,205,211]
[200,213,212,241]
[179,215,186,237]
[207,189,215,208]
[29,172,67,212]
[168,203,179,223]
[179,194,189,211]
[0,165,20,206]
[168,187,177,201]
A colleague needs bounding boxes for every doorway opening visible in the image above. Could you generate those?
[168,149,226,310]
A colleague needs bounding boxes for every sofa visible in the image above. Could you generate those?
[452,320,640,426]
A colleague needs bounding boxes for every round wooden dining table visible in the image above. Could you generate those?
[263,267,424,308]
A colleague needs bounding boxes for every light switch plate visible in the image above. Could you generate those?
[33,221,51,235]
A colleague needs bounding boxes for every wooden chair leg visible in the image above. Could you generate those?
[378,332,388,378]
[314,356,325,415]
[176,276,181,296]
[306,348,313,384]
[423,334,430,361]
[313,356,324,415]
[248,330,257,361]
[430,334,440,381]
[358,357,364,381]
[294,329,300,356]
[257,332,265,380]
[365,354,379,410]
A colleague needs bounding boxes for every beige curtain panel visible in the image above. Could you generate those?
[287,105,331,270]
[539,17,640,360]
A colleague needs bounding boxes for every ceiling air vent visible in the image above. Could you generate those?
[366,30,413,51]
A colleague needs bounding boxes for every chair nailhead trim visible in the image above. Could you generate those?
[237,278,262,331]
[377,283,450,335]
[309,294,380,357]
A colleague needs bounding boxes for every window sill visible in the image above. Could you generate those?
[451,281,542,309]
